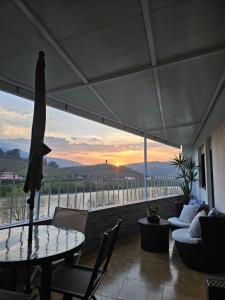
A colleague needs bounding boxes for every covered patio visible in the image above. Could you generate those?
[1,0,225,299]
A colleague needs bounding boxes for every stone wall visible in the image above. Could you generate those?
[84,195,183,253]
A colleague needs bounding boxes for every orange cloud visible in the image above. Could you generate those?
[49,146,179,165]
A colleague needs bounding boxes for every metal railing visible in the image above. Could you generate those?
[0,173,181,225]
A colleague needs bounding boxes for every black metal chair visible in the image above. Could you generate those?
[52,207,89,263]
[0,289,32,300]
[50,219,122,300]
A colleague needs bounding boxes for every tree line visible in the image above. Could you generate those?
[0,148,59,168]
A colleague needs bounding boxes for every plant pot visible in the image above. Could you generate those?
[147,215,160,223]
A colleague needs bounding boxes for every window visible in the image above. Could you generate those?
[199,145,206,189]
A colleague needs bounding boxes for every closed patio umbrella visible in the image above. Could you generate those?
[24,51,51,243]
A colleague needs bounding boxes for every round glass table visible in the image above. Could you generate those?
[0,225,85,299]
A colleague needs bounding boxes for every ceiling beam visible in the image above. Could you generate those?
[141,0,166,138]
[13,0,122,123]
[148,121,201,132]
[47,40,225,96]
[193,69,225,145]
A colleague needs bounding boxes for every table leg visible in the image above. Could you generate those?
[40,262,52,300]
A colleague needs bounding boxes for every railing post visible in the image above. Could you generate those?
[126,176,129,203]
[144,136,148,201]
[112,177,115,203]
[117,177,120,204]
[122,176,125,204]
[9,173,15,223]
[47,179,51,216]
[23,194,27,221]
[35,190,40,220]
[96,175,98,207]
[107,180,110,205]
[66,177,70,208]
[102,175,104,206]
[89,176,92,210]
[83,176,85,209]
[74,178,77,208]
[57,182,61,207]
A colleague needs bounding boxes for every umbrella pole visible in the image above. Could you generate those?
[24,189,35,294]
[27,189,35,243]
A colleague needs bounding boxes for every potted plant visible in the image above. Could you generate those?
[170,153,198,204]
[146,205,160,223]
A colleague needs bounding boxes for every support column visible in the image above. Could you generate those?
[144,136,148,201]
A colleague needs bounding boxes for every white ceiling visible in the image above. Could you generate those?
[0,0,225,148]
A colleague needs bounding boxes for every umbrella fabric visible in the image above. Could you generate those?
[24,51,51,193]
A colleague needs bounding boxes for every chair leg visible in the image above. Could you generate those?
[91,296,97,300]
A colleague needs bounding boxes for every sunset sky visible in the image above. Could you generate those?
[0,91,179,165]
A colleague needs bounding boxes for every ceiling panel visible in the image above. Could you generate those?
[0,47,81,90]
[0,0,224,148]
[149,0,183,11]
[159,51,225,128]
[153,125,200,146]
[61,16,150,79]
[151,0,225,61]
[96,71,163,131]
[54,87,114,120]
[28,0,142,40]
[0,0,81,89]
[0,0,46,60]
[27,0,150,79]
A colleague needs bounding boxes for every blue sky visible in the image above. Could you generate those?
[0,91,179,165]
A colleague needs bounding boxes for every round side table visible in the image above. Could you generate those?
[138,218,170,252]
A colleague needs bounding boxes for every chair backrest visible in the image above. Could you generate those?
[85,219,122,297]
[200,216,225,254]
[52,207,88,234]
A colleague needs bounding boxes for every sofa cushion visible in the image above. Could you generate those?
[172,228,201,245]
[167,217,190,228]
[189,210,206,238]
[179,205,199,223]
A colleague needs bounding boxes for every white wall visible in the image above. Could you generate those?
[184,86,225,211]
[211,122,225,212]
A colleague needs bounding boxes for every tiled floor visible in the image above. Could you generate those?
[52,234,207,300]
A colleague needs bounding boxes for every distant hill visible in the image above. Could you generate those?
[20,152,82,168]
[126,161,176,176]
[0,157,139,179]
[0,142,81,168]
[0,156,57,177]
[45,157,82,168]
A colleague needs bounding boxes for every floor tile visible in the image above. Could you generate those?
[118,278,163,300]
[96,275,126,298]
[52,234,207,300]
[127,261,173,284]
[163,284,207,300]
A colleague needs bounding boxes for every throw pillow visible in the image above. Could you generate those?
[189,210,206,238]
[189,198,205,206]
[208,208,219,217]
[179,204,199,224]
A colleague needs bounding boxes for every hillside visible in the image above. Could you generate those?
[0,157,139,179]
[126,161,176,176]
[0,157,58,177]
